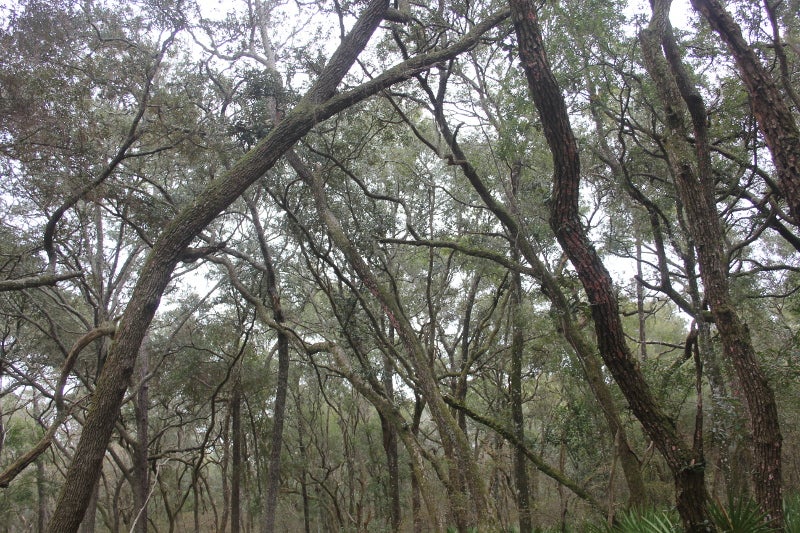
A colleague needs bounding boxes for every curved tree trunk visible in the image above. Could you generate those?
[45,2,391,529]
[509,0,712,529]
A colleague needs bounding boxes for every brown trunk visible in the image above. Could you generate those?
[641,2,783,526]
[245,197,291,533]
[509,0,711,528]
[78,479,99,533]
[297,408,312,533]
[690,0,800,225]
[261,331,288,533]
[410,397,425,533]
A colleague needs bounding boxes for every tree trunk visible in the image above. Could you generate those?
[78,478,99,533]
[44,3,390,530]
[691,0,800,226]
[380,352,401,531]
[132,338,149,533]
[261,330,288,533]
[37,455,48,532]
[510,163,532,533]
[509,0,711,528]
[641,1,783,526]
[231,363,242,533]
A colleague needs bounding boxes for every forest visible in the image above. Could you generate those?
[0,0,799,531]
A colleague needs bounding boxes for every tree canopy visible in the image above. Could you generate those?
[0,0,798,531]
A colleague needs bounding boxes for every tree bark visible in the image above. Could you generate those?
[641,1,783,526]
[231,363,242,533]
[380,351,401,531]
[690,0,800,226]
[509,0,712,528]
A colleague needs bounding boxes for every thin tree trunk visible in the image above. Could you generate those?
[132,338,149,533]
[261,330,288,533]
[35,395,49,533]
[238,197,291,533]
[298,421,311,533]
[510,162,532,533]
[410,396,424,533]
[37,456,48,532]
[231,363,242,533]
[635,232,648,362]
[380,351,401,531]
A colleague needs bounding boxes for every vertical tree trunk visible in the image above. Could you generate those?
[380,351,401,531]
[509,0,711,528]
[296,407,312,533]
[132,338,149,533]
[37,456,48,532]
[511,270,532,532]
[635,233,648,362]
[193,479,200,533]
[261,328,288,533]
[231,363,242,533]
[410,396,425,533]
[509,162,533,533]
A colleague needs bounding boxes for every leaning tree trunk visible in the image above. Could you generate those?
[508,0,712,529]
[45,6,513,529]
[44,3,386,530]
[641,1,783,526]
[690,0,800,227]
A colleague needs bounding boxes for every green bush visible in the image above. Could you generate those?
[586,507,680,533]
[709,495,774,532]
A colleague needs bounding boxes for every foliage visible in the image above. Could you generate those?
[0,0,799,530]
[708,495,775,533]
[586,507,680,533]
